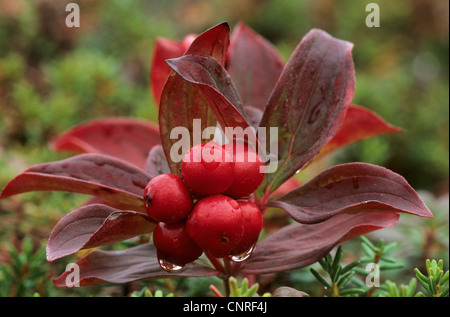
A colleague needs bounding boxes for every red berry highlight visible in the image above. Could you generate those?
[143,174,193,223]
[223,142,264,197]
[181,142,234,195]
[186,195,244,258]
[230,200,263,256]
[153,221,203,266]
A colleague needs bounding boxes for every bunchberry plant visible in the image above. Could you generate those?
[0,22,433,294]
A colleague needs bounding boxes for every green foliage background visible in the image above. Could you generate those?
[0,0,448,297]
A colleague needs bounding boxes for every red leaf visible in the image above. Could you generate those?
[51,118,160,169]
[81,197,146,213]
[145,144,171,178]
[150,35,197,106]
[259,29,355,195]
[227,22,284,111]
[184,23,229,65]
[268,162,433,224]
[159,23,230,176]
[166,55,251,133]
[243,105,263,130]
[0,154,150,207]
[53,244,218,287]
[270,176,302,199]
[319,105,403,157]
[150,38,187,106]
[47,204,155,262]
[241,211,399,274]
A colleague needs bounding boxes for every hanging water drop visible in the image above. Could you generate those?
[158,257,184,273]
[229,244,256,263]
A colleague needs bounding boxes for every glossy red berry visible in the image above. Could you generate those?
[230,200,263,256]
[186,195,244,258]
[223,142,264,197]
[153,221,203,266]
[143,174,193,223]
[181,142,234,195]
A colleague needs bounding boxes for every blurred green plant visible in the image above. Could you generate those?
[310,246,364,297]
[130,287,174,297]
[414,259,449,297]
[0,237,50,297]
[375,278,419,297]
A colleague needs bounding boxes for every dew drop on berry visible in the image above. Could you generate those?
[158,257,184,273]
[229,243,256,263]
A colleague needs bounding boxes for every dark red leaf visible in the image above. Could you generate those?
[243,105,263,130]
[319,105,403,157]
[81,197,146,213]
[258,29,355,195]
[53,244,218,287]
[268,162,433,224]
[159,23,230,176]
[50,118,160,169]
[0,154,150,207]
[241,211,399,274]
[150,38,187,106]
[184,23,229,65]
[145,144,171,178]
[227,22,284,111]
[47,204,155,262]
[166,55,251,134]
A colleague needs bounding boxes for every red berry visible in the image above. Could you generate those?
[223,142,264,197]
[230,200,263,255]
[186,195,244,258]
[153,221,203,266]
[143,174,193,223]
[181,142,234,195]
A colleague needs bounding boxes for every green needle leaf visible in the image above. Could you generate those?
[339,288,366,296]
[337,271,356,289]
[341,260,360,275]
[382,242,398,254]
[310,268,331,289]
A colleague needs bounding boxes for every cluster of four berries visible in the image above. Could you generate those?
[144,141,264,268]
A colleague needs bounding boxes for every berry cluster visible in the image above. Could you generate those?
[143,141,264,269]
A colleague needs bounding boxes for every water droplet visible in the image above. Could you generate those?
[229,244,256,262]
[158,257,184,273]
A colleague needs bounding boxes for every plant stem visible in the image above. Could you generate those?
[209,285,225,297]
[223,257,232,297]
[332,282,340,297]
[205,251,225,274]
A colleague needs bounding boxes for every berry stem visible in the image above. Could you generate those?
[223,257,233,297]
[205,251,225,274]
